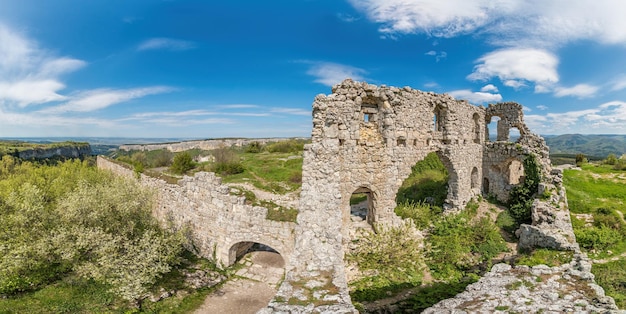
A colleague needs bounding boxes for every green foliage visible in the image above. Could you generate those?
[221,151,303,194]
[170,152,196,175]
[264,203,299,223]
[426,212,508,281]
[574,226,623,251]
[350,193,368,205]
[399,279,477,312]
[575,153,588,166]
[394,201,442,229]
[347,222,424,301]
[605,153,618,165]
[210,147,244,175]
[496,210,517,235]
[508,154,541,225]
[514,249,574,267]
[0,159,185,306]
[592,259,626,309]
[396,152,448,206]
[244,141,263,153]
[264,139,307,153]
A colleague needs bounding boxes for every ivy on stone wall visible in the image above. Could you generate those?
[508,154,541,225]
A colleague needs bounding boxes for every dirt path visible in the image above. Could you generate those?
[193,251,284,314]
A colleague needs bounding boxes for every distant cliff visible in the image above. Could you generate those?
[119,138,308,152]
[15,143,92,160]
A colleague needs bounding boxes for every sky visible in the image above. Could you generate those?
[1,0,626,138]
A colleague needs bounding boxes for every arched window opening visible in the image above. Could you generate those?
[433,106,445,132]
[486,116,500,142]
[350,187,375,226]
[510,127,521,142]
[471,167,479,189]
[473,113,481,143]
[507,159,524,185]
[483,177,490,194]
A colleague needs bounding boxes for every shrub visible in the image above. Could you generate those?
[264,140,305,153]
[508,154,540,225]
[575,153,588,166]
[605,153,618,165]
[394,201,442,229]
[170,152,195,174]
[244,142,263,153]
[575,226,623,250]
[211,147,244,175]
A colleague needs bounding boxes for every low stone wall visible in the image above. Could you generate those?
[97,156,295,266]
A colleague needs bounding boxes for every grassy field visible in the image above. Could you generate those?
[563,163,626,308]
[220,151,303,194]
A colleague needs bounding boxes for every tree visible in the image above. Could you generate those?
[575,153,587,166]
[605,153,618,165]
[170,152,195,174]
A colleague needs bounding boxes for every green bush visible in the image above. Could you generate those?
[593,259,626,309]
[211,147,244,175]
[170,152,195,174]
[508,154,540,225]
[575,226,623,251]
[264,140,306,153]
[394,201,442,229]
[347,222,424,301]
[0,159,185,305]
[426,212,507,281]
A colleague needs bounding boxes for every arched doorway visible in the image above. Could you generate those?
[350,187,375,226]
[471,167,479,190]
[483,177,490,194]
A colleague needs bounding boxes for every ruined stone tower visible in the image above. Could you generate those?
[262,79,569,313]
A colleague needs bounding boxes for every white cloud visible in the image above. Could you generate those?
[270,107,311,116]
[468,48,559,87]
[337,13,359,23]
[553,84,599,98]
[42,86,174,113]
[448,89,502,104]
[137,38,195,51]
[480,84,498,93]
[525,101,626,134]
[348,0,504,37]
[348,0,626,47]
[522,106,531,112]
[536,105,548,110]
[0,24,86,106]
[425,50,447,62]
[306,62,367,86]
[610,75,626,91]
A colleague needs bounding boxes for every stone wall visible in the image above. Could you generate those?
[264,79,575,313]
[97,156,295,267]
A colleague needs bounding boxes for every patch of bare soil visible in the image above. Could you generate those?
[193,251,284,314]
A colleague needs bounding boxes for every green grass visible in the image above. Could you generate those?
[220,152,303,194]
[563,164,626,257]
[592,259,626,309]
[0,250,228,314]
[514,249,574,267]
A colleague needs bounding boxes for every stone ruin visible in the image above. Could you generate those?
[262,79,577,313]
[98,79,584,313]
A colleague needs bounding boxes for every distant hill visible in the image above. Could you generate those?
[544,134,626,158]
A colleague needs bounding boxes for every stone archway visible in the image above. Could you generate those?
[228,241,283,266]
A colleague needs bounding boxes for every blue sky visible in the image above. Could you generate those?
[1,0,626,138]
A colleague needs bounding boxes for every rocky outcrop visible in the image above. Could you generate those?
[17,144,92,159]
[424,254,621,313]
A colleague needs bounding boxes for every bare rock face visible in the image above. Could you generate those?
[17,144,92,159]
[424,254,620,313]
